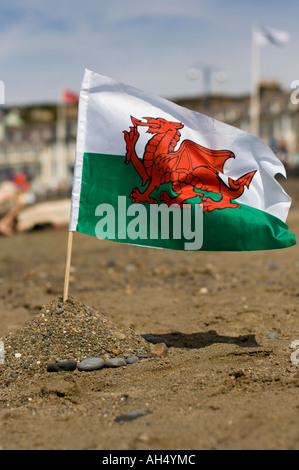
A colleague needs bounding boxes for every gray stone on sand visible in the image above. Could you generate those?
[78,357,105,371]
[125,355,140,364]
[104,357,126,367]
[55,308,64,314]
[138,353,154,359]
[115,409,152,423]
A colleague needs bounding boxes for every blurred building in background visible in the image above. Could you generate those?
[176,80,299,175]
[0,101,77,200]
[0,80,298,203]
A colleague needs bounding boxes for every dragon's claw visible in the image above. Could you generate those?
[130,188,140,202]
[123,127,140,163]
[130,188,158,204]
[160,191,173,205]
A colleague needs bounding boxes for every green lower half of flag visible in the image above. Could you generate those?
[75,153,296,251]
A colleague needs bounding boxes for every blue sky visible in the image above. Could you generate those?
[0,0,298,105]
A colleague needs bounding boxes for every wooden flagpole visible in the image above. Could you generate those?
[63,231,73,302]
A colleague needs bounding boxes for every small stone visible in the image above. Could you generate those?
[138,353,154,359]
[78,357,105,371]
[150,342,168,358]
[138,432,151,443]
[15,353,22,358]
[112,349,120,356]
[47,363,60,372]
[266,332,279,340]
[47,360,77,372]
[125,263,136,272]
[55,308,64,314]
[199,287,208,294]
[115,409,152,423]
[106,258,115,268]
[113,332,126,341]
[11,372,18,378]
[125,355,140,364]
[104,357,127,368]
[269,261,279,270]
[58,360,77,371]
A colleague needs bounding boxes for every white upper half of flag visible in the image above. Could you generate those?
[254,25,290,47]
[71,69,292,227]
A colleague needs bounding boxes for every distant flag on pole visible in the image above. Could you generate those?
[250,25,290,137]
[62,89,79,104]
[255,25,290,47]
[57,89,79,143]
[68,69,296,252]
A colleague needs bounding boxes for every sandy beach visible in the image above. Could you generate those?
[0,177,298,451]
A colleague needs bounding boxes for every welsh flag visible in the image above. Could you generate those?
[69,69,296,251]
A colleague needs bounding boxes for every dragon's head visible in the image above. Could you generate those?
[131,116,183,134]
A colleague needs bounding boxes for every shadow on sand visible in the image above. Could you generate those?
[150,330,261,350]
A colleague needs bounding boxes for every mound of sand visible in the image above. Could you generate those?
[0,296,150,376]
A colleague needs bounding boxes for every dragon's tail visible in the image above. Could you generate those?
[228,170,256,191]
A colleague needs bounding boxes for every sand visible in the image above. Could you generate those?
[0,177,298,450]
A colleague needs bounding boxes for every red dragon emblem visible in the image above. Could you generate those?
[123,116,256,211]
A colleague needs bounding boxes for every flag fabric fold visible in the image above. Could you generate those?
[69,69,296,252]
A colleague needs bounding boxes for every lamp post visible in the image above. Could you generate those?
[187,64,227,114]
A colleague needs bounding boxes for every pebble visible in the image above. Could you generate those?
[47,363,62,372]
[199,287,208,294]
[55,308,64,315]
[58,360,77,371]
[104,357,127,368]
[266,332,279,340]
[113,331,126,341]
[78,357,105,371]
[47,359,77,372]
[125,263,137,272]
[125,355,140,364]
[138,353,154,359]
[106,258,115,268]
[114,409,152,423]
[269,261,279,270]
[150,342,168,358]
